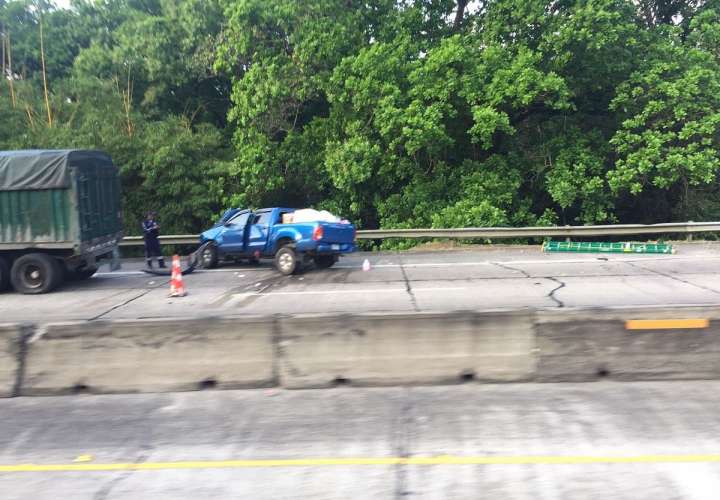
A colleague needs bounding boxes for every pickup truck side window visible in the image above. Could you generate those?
[228,212,250,226]
[254,212,271,226]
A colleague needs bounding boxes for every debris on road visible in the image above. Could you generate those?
[543,240,674,254]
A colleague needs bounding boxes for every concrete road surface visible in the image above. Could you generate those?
[1,381,720,499]
[3,243,720,322]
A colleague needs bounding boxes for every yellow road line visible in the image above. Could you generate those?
[625,319,710,330]
[4,454,720,472]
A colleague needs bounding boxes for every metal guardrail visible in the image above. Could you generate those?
[117,221,720,247]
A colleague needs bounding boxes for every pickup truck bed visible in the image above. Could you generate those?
[199,207,356,274]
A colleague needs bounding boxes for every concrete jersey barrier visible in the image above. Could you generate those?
[5,306,720,396]
[277,312,535,388]
[20,316,275,396]
[0,323,23,397]
[535,307,720,381]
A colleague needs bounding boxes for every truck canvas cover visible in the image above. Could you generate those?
[0,150,112,191]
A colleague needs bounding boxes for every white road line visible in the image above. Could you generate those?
[197,268,270,273]
[494,257,691,265]
[233,288,406,298]
[335,262,494,269]
[95,271,145,276]
[232,287,469,299]
[334,260,607,269]
[414,287,470,292]
[96,268,270,277]
[336,255,717,269]
[95,254,720,277]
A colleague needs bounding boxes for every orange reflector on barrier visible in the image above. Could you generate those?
[625,319,709,330]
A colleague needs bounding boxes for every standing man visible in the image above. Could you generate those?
[143,211,165,269]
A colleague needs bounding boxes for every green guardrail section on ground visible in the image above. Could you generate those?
[543,241,674,254]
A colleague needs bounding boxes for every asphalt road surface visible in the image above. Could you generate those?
[1,381,720,499]
[2,243,720,322]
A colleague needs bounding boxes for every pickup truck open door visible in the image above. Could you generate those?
[219,211,250,254]
[247,210,272,256]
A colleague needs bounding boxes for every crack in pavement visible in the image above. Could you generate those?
[88,284,165,321]
[491,262,531,278]
[398,257,420,312]
[394,388,413,499]
[545,277,566,307]
[624,261,720,296]
[285,271,664,287]
[92,446,153,500]
[493,261,566,308]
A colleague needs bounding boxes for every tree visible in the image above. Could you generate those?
[637,0,703,27]
[3,0,720,238]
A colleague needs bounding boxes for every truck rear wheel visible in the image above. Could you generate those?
[275,246,299,276]
[10,253,62,294]
[0,257,10,292]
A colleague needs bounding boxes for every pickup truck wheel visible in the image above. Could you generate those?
[314,255,337,269]
[275,247,298,275]
[0,257,10,292]
[200,243,219,269]
[10,253,62,294]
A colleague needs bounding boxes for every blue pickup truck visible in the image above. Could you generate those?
[198,207,356,275]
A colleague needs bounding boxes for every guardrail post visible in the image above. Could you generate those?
[687,221,693,242]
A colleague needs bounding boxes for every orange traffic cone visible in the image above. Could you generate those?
[169,255,187,297]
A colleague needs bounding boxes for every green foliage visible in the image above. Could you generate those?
[609,34,720,195]
[2,0,720,241]
[1,0,234,235]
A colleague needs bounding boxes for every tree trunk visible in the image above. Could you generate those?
[39,13,53,127]
[453,0,468,31]
[1,24,5,91]
[6,29,16,107]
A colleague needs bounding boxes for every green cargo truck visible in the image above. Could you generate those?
[0,150,123,294]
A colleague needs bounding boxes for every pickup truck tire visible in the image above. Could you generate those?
[0,257,10,292]
[10,253,62,294]
[314,255,337,269]
[200,242,219,269]
[275,246,299,275]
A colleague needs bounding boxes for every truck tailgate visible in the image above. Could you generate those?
[321,223,355,244]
